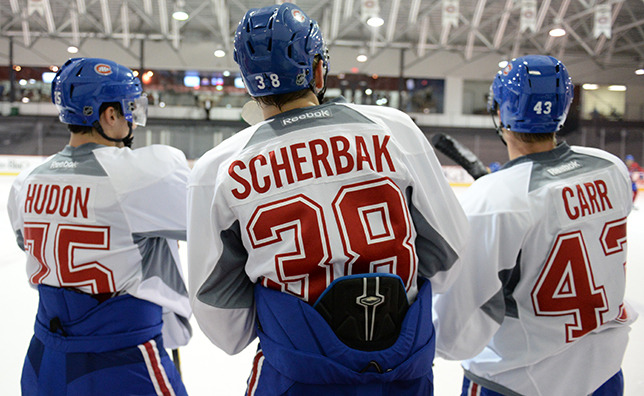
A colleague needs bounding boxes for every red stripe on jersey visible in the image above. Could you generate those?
[470,382,480,396]
[139,340,176,396]
[246,349,264,396]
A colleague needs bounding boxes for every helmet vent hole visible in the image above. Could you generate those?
[267,38,272,51]
[287,45,292,59]
[268,16,274,30]
[245,21,251,33]
[247,42,255,54]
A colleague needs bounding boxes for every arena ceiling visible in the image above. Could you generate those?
[1,0,644,85]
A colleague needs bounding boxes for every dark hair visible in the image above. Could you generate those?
[509,130,556,143]
[253,56,323,110]
[67,102,123,134]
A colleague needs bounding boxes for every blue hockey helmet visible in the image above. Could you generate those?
[233,3,328,97]
[488,55,573,133]
[51,58,147,127]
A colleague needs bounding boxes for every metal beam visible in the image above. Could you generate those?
[21,9,31,47]
[417,15,429,57]
[71,9,80,46]
[121,1,130,48]
[125,1,157,28]
[43,0,56,33]
[343,0,354,20]
[159,0,169,36]
[465,0,487,60]
[9,0,20,14]
[76,0,86,14]
[535,0,552,31]
[440,23,451,47]
[330,0,342,40]
[613,16,644,35]
[99,0,112,35]
[408,0,421,25]
[143,0,153,15]
[386,0,401,43]
[208,0,231,50]
[172,17,180,50]
[623,0,644,42]
[560,17,595,56]
[493,0,514,49]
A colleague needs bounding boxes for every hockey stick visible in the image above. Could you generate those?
[172,348,182,378]
[430,133,490,180]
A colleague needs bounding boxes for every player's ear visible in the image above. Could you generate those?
[100,106,118,126]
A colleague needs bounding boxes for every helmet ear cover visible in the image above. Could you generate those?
[488,55,574,134]
[233,3,329,99]
[67,101,123,134]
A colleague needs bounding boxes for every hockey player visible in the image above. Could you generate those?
[624,154,643,202]
[187,3,469,395]
[433,55,637,396]
[8,57,191,395]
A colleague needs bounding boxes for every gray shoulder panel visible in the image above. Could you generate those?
[196,220,254,309]
[30,144,108,177]
[246,102,376,149]
[133,234,188,296]
[406,187,460,278]
[504,143,613,193]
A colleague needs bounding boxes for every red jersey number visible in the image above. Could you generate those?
[247,178,415,303]
[532,217,627,342]
[22,222,115,294]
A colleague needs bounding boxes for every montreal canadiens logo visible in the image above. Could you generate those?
[503,63,512,75]
[94,64,113,76]
[292,10,305,22]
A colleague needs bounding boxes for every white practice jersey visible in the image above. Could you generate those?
[434,143,637,396]
[188,100,469,355]
[7,143,192,348]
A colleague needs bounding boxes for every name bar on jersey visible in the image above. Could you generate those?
[24,183,91,219]
[228,134,395,200]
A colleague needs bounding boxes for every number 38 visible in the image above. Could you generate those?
[255,74,281,90]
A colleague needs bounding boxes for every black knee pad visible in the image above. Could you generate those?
[313,274,409,351]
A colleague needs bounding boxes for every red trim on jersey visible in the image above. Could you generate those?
[469,381,480,396]
[246,349,264,396]
[139,340,175,396]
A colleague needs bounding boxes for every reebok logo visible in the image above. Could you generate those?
[281,109,331,126]
[50,160,78,169]
[546,160,582,176]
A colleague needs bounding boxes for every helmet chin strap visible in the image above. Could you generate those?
[489,110,507,146]
[92,121,134,148]
[310,57,329,104]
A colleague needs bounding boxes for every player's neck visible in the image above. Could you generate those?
[69,130,120,148]
[504,131,556,160]
[261,91,320,120]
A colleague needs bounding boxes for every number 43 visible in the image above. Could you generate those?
[533,101,552,115]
